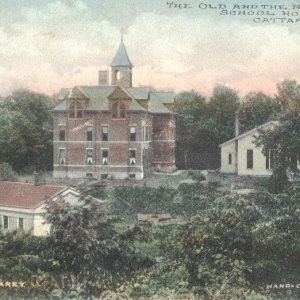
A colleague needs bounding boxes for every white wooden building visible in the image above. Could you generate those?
[0,182,82,236]
[220,121,279,176]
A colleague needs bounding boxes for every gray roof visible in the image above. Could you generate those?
[127,87,149,100]
[53,101,67,111]
[219,121,280,147]
[111,41,133,67]
[53,85,174,114]
[79,86,115,110]
[57,88,71,100]
[148,92,175,113]
[150,92,175,104]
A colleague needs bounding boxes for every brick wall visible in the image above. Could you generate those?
[53,101,176,178]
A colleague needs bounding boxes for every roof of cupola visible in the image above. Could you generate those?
[111,40,133,67]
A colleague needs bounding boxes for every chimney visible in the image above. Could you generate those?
[235,112,240,137]
[98,70,109,85]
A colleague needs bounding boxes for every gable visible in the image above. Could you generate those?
[108,86,132,101]
[34,187,81,213]
[70,87,89,100]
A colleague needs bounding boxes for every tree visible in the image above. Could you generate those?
[175,91,218,169]
[239,92,282,133]
[255,110,300,192]
[276,79,300,109]
[0,89,54,171]
[208,85,241,143]
[175,86,240,169]
[43,197,152,296]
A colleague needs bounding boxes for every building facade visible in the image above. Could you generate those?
[0,182,81,236]
[53,40,176,179]
[220,121,278,176]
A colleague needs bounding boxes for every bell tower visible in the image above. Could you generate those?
[110,37,133,87]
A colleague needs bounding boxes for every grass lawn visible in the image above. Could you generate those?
[207,171,269,191]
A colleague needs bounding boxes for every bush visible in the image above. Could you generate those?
[0,162,15,180]
[188,170,206,182]
[268,166,288,194]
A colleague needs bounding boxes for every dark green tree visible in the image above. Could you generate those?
[0,89,54,171]
[43,197,152,296]
[239,92,282,133]
[255,110,300,192]
[175,91,220,169]
[208,85,241,143]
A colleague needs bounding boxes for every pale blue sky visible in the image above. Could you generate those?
[0,0,300,96]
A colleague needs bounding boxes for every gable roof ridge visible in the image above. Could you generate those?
[219,120,280,147]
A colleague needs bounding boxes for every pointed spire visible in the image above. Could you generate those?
[111,38,133,67]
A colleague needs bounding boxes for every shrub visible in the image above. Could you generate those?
[268,166,288,194]
[0,162,15,180]
[189,170,206,182]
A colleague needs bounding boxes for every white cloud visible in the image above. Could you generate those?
[1,1,300,96]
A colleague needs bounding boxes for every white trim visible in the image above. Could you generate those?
[0,206,35,214]
[53,163,143,170]
[54,164,143,169]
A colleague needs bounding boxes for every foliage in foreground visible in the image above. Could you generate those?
[0,182,300,299]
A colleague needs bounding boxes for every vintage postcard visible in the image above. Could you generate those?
[0,0,299,299]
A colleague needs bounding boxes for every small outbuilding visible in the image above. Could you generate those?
[0,182,82,236]
[220,121,279,176]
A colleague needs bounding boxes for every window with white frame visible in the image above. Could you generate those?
[86,126,93,141]
[3,216,8,229]
[228,153,232,165]
[59,149,66,165]
[247,149,253,169]
[19,218,24,230]
[102,149,108,165]
[266,149,276,170]
[146,126,150,141]
[130,126,136,141]
[102,126,108,141]
[129,149,136,165]
[86,149,93,165]
[59,127,66,141]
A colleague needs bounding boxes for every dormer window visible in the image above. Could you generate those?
[112,102,126,119]
[69,101,83,118]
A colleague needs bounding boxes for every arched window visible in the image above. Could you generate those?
[69,102,75,118]
[69,101,84,118]
[112,102,118,118]
[119,103,125,118]
[77,102,83,118]
[111,102,126,119]
[115,70,121,81]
